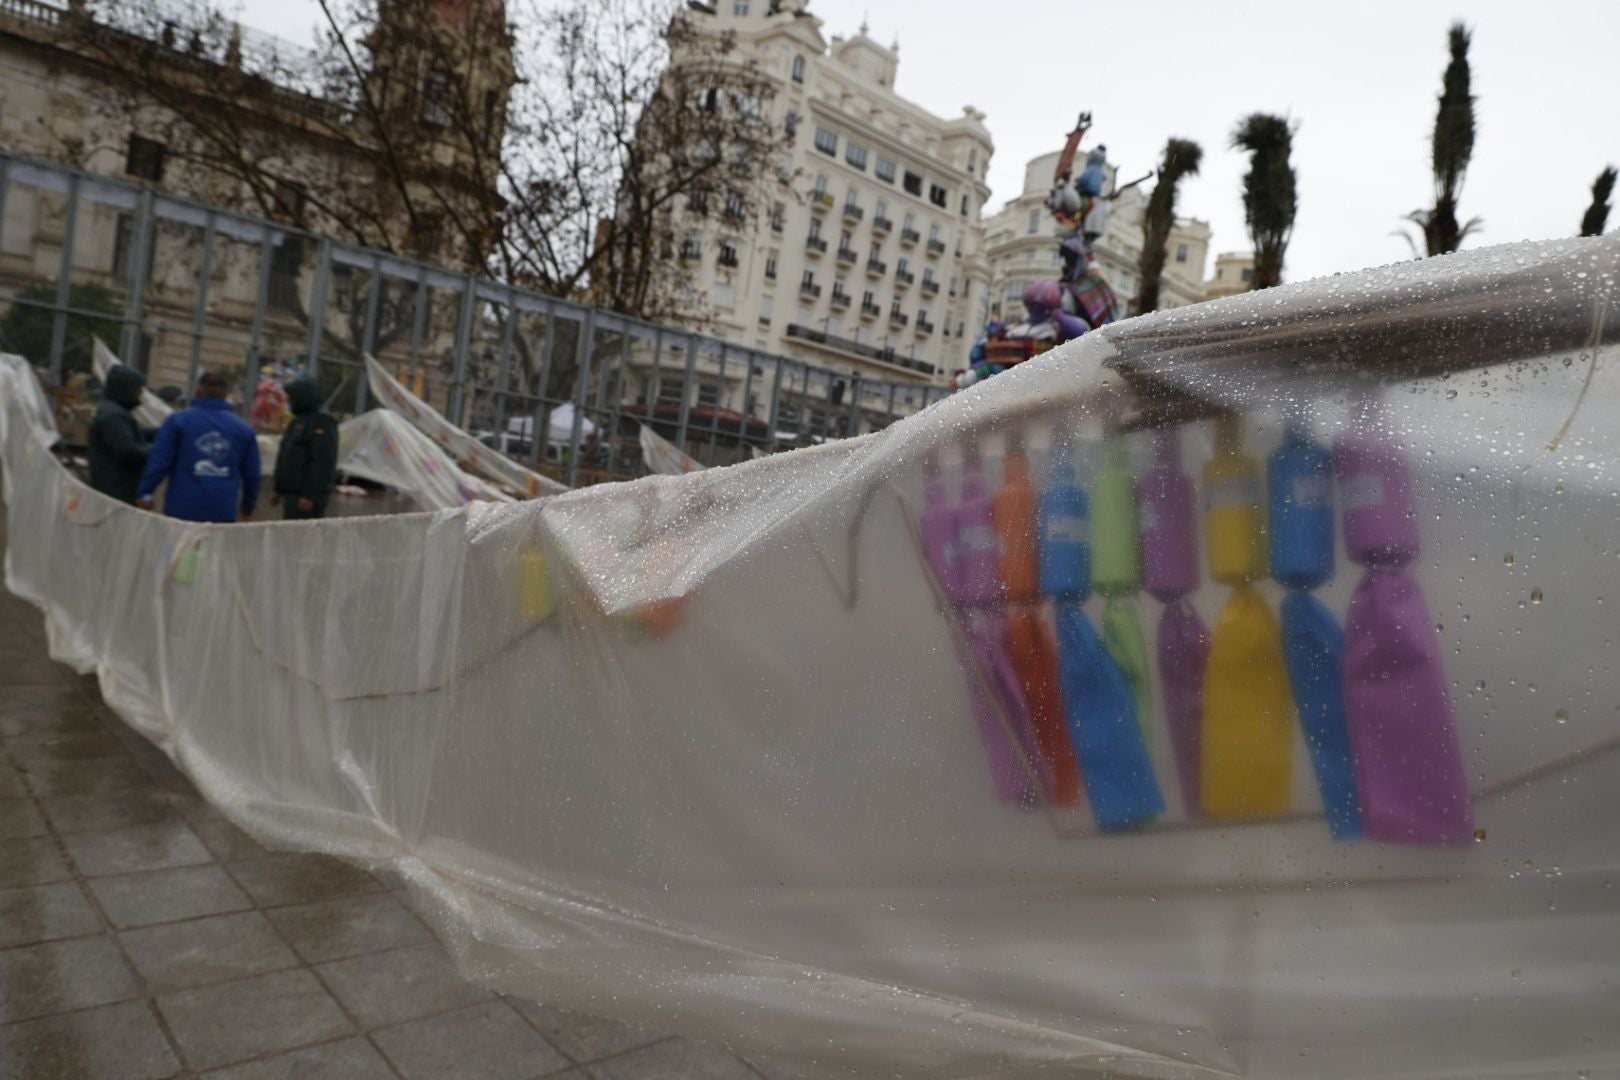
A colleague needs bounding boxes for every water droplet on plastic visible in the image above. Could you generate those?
[1504,551,1516,566]
[1530,588,1544,604]
[1555,709,1568,724]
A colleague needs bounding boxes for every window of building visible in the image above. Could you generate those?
[845,142,868,170]
[759,293,773,325]
[719,238,739,265]
[875,157,896,183]
[967,147,978,174]
[928,224,940,243]
[733,0,749,15]
[839,229,852,249]
[1241,267,1254,282]
[875,199,888,221]
[1027,209,1040,234]
[897,255,910,274]
[724,190,745,219]
[770,203,784,231]
[903,212,915,230]
[868,240,882,259]
[902,170,923,196]
[784,109,798,137]
[697,382,722,407]
[1175,243,1189,263]
[922,267,935,285]
[928,182,947,208]
[961,194,969,216]
[813,173,828,195]
[834,273,847,294]
[814,128,837,156]
[801,269,816,288]
[765,253,778,279]
[422,69,451,126]
[732,91,762,119]
[125,135,166,183]
[713,282,735,309]
[698,84,721,113]
[808,217,821,240]
[862,288,875,306]
[791,54,805,83]
[688,188,710,213]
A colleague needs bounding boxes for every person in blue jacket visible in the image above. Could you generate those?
[137,370,261,523]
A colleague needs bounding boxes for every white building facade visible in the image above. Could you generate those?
[678,2,993,387]
[982,151,1215,332]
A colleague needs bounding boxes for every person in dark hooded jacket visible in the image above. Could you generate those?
[272,377,339,519]
[87,364,152,504]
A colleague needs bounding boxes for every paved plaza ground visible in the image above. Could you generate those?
[0,526,784,1080]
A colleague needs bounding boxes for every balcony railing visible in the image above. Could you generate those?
[860,301,881,319]
[783,324,936,377]
[835,246,857,265]
[810,191,835,212]
[679,245,702,262]
[920,279,940,296]
[842,203,864,222]
[717,252,740,269]
[895,269,914,287]
[916,319,935,335]
[799,281,822,298]
[805,236,827,254]
[865,259,886,277]
[888,310,909,327]
[871,215,893,234]
[900,227,920,246]
[830,289,852,308]
[769,217,784,233]
[926,238,947,256]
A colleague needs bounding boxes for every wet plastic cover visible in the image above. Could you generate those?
[4,236,1619,1079]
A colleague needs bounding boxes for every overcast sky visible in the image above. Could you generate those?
[241,0,1618,283]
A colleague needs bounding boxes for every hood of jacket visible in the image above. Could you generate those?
[285,377,323,417]
[104,364,147,410]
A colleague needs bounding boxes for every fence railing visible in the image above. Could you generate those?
[0,152,952,486]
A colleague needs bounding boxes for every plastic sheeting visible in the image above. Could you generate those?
[3,235,1619,1079]
[639,422,704,475]
[364,354,567,498]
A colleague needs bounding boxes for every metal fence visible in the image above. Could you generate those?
[0,152,953,486]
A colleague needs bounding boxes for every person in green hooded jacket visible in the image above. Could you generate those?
[87,364,152,504]
[271,377,339,520]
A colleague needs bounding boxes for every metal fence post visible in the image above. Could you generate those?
[674,333,698,452]
[765,355,784,451]
[0,158,10,255]
[845,371,862,438]
[48,173,80,384]
[492,285,517,449]
[705,344,728,465]
[406,267,428,382]
[603,329,631,476]
[447,274,476,426]
[302,236,332,377]
[355,256,383,414]
[245,227,275,389]
[118,188,156,366]
[187,212,217,391]
[564,308,596,487]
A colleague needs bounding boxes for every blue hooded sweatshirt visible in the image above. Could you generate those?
[137,397,262,523]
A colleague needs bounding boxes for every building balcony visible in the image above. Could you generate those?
[769,217,784,233]
[916,319,935,335]
[842,203,864,222]
[900,227,920,246]
[860,301,881,319]
[835,246,858,265]
[830,289,852,308]
[718,252,740,269]
[865,258,886,278]
[920,279,940,295]
[799,281,822,298]
[805,235,827,255]
[895,269,914,287]
[765,267,777,280]
[871,215,893,234]
[783,323,935,377]
[888,310,909,328]
[678,245,702,263]
[810,191,835,213]
[926,238,947,256]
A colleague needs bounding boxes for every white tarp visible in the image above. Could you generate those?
[638,422,703,475]
[89,339,505,512]
[4,235,1619,1079]
[365,353,567,498]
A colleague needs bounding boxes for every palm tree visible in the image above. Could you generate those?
[1580,166,1616,237]
[1404,22,1482,256]
[1230,114,1296,289]
[1135,137,1203,314]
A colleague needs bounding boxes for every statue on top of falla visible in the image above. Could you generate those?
[953,113,1148,390]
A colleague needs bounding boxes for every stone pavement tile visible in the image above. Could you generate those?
[3,728,130,765]
[0,684,88,715]
[156,968,354,1072]
[587,1039,759,1080]
[266,891,433,964]
[61,820,211,877]
[0,705,104,740]
[0,881,102,948]
[0,762,27,798]
[200,1036,397,1080]
[189,816,272,862]
[0,934,141,1023]
[506,999,664,1063]
[89,865,254,929]
[119,910,301,993]
[316,941,491,1029]
[38,787,183,835]
[19,753,157,797]
[0,834,73,886]
[0,999,181,1080]
[373,1001,569,1080]
[0,656,74,687]
[0,795,47,839]
[228,853,382,908]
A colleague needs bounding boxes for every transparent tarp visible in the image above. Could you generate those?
[3,236,1618,1079]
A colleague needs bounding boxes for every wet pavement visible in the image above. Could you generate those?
[0,530,782,1079]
